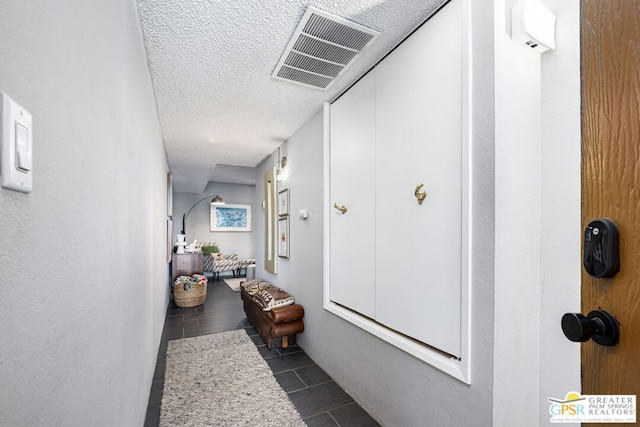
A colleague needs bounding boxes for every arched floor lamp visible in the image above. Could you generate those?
[181,195,225,235]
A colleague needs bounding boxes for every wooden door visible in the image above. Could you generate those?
[581,0,640,410]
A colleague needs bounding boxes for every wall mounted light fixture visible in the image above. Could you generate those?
[182,195,225,235]
[276,147,288,182]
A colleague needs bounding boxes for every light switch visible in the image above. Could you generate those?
[1,93,32,193]
[15,122,31,171]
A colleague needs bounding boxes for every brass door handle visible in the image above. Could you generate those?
[414,183,427,205]
[333,203,347,214]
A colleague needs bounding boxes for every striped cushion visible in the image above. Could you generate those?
[253,286,295,311]
[240,279,271,295]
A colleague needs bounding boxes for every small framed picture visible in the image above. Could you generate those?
[278,188,289,217]
[166,218,173,263]
[278,216,290,258]
[166,173,173,217]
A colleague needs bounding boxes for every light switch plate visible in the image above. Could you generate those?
[1,93,32,193]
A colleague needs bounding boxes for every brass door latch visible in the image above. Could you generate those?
[414,183,427,205]
[333,203,347,214]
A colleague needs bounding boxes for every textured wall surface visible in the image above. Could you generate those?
[493,0,581,425]
[135,0,450,189]
[253,0,582,425]
[0,1,169,425]
[254,92,494,427]
[538,0,581,423]
[173,182,257,259]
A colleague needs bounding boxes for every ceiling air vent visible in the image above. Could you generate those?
[272,7,380,90]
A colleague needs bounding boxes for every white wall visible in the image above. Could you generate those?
[492,0,580,425]
[255,109,494,426]
[0,1,168,426]
[253,117,323,301]
[254,1,581,426]
[538,0,581,421]
[253,1,497,419]
[173,182,256,259]
[492,0,543,422]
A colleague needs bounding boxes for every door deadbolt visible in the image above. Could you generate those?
[561,309,620,346]
[583,218,619,278]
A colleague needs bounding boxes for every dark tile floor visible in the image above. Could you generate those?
[144,277,380,427]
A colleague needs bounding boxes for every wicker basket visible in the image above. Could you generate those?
[173,281,207,308]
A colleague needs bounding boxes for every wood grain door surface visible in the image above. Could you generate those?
[581,1,640,421]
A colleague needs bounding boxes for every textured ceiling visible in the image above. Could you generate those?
[136,0,447,191]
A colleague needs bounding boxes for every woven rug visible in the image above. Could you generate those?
[223,278,244,292]
[160,330,305,427]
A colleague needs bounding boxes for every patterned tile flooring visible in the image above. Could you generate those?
[144,278,380,427]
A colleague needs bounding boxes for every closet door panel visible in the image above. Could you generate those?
[329,72,376,318]
[374,0,462,356]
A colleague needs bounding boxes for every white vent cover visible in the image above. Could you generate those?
[272,7,380,90]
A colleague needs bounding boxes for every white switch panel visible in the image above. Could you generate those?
[511,0,556,53]
[1,93,32,193]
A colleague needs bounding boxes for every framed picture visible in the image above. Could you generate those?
[166,218,173,263]
[278,216,290,258]
[264,168,277,273]
[211,204,252,232]
[278,188,289,216]
[166,173,173,217]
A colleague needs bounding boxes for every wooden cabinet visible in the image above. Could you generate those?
[328,0,464,357]
[171,253,204,283]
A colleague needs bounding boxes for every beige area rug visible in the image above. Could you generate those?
[223,277,244,292]
[160,330,305,427]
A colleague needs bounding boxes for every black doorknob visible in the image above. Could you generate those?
[561,309,620,346]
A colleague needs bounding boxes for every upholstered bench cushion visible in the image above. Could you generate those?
[240,279,271,296]
[254,285,295,311]
[268,304,304,324]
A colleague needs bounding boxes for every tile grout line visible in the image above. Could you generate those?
[326,401,361,426]
[270,362,316,376]
[292,368,309,388]
[327,410,341,427]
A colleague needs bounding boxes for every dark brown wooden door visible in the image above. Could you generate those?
[581,0,640,420]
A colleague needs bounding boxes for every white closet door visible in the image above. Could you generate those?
[374,0,462,356]
[329,72,376,318]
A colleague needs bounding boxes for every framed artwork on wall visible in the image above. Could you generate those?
[264,168,277,273]
[166,218,173,263]
[278,216,290,258]
[210,204,252,232]
[278,188,289,216]
[166,173,173,217]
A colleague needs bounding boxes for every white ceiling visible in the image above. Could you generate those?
[136,0,447,191]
